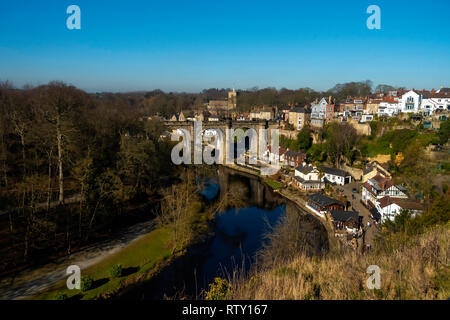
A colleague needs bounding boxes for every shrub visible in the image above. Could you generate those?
[80,275,94,292]
[109,264,123,278]
[205,278,231,300]
[54,292,68,300]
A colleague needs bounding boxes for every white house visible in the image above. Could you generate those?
[361,174,408,207]
[320,167,352,186]
[360,114,374,123]
[266,146,287,165]
[399,90,421,113]
[294,163,325,191]
[378,101,400,117]
[310,98,327,126]
[421,91,450,116]
[375,197,423,222]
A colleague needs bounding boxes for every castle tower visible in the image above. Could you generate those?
[228,89,237,109]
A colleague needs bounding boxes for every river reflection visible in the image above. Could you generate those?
[119,167,327,300]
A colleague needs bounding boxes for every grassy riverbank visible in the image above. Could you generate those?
[34,172,215,300]
[36,226,174,300]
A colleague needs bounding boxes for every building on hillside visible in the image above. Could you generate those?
[378,97,400,117]
[207,90,238,111]
[334,103,343,116]
[306,193,344,218]
[236,112,249,121]
[362,161,391,183]
[320,166,352,185]
[228,89,237,109]
[421,89,450,116]
[250,106,273,120]
[375,197,423,222]
[195,111,211,121]
[399,90,421,114]
[361,174,408,208]
[288,107,310,130]
[343,97,367,121]
[310,98,328,127]
[266,146,287,165]
[284,150,306,168]
[279,107,291,122]
[207,100,229,111]
[325,97,335,123]
[360,114,374,123]
[294,163,325,191]
[366,98,382,115]
[328,210,361,234]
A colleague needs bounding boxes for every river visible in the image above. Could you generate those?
[117,166,328,300]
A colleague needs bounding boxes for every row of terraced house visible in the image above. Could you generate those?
[239,87,450,130]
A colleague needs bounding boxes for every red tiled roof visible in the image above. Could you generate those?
[372,174,394,191]
[378,197,423,211]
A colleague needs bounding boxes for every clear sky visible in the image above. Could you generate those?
[0,0,449,92]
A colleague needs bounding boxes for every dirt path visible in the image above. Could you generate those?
[0,219,156,300]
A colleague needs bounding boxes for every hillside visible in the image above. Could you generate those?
[228,223,449,300]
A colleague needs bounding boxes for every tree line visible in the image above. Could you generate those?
[0,81,174,273]
[100,81,401,116]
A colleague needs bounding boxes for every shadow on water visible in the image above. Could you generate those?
[116,167,328,300]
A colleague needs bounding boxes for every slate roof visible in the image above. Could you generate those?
[291,107,308,113]
[330,210,359,223]
[308,193,342,207]
[295,165,315,175]
[320,166,350,177]
[294,176,322,184]
[285,150,305,158]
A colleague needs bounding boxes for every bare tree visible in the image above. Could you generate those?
[39,82,86,205]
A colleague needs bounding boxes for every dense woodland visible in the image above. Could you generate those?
[0,81,174,275]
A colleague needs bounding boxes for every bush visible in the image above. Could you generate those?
[54,292,68,300]
[80,275,94,292]
[109,264,123,278]
[205,278,231,300]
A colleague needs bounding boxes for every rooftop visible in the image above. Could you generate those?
[378,197,423,211]
[320,166,350,177]
[330,210,359,223]
[308,193,342,207]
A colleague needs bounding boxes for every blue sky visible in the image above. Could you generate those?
[0,0,449,92]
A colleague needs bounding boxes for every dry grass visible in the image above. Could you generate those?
[230,224,449,300]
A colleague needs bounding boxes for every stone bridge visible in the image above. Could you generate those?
[163,120,281,164]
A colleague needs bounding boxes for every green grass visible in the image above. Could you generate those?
[37,226,173,300]
[359,129,434,158]
[265,179,283,190]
